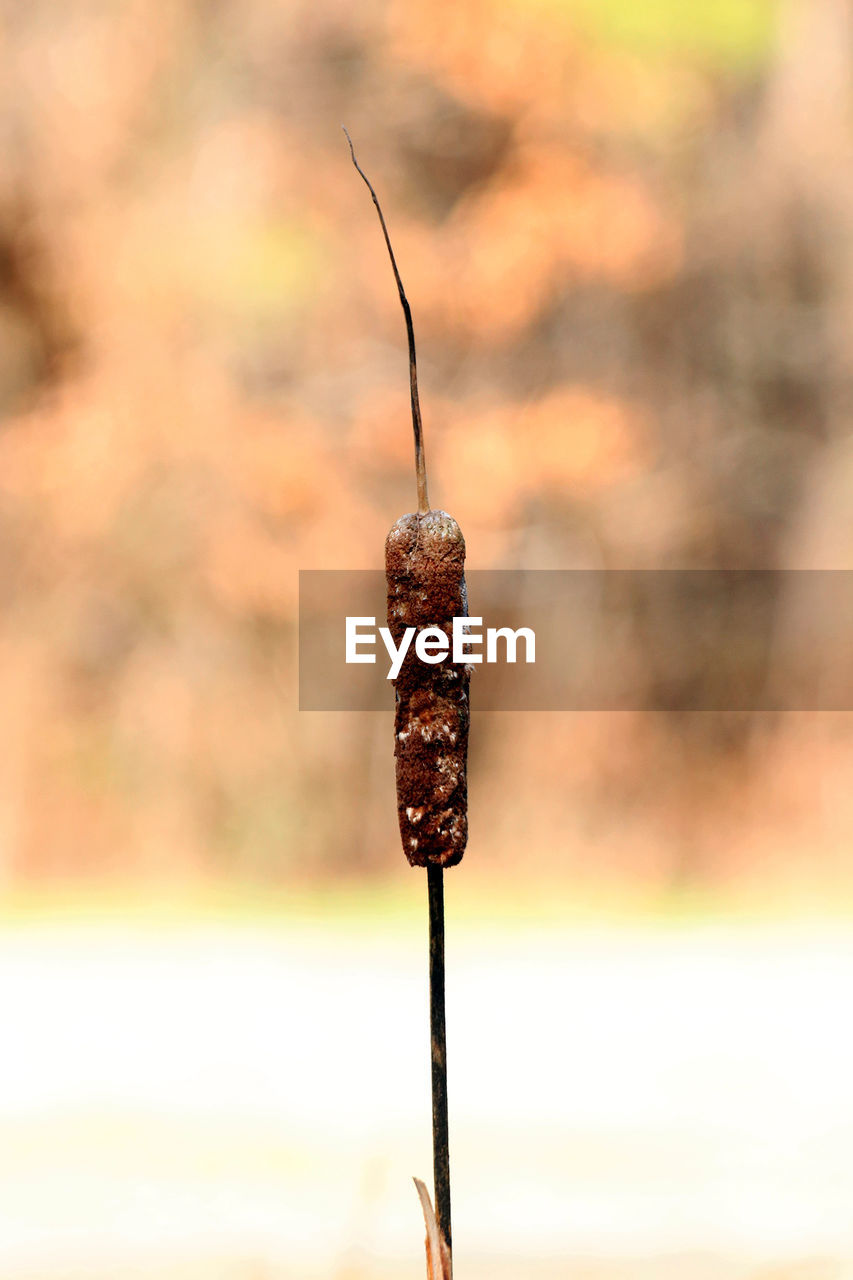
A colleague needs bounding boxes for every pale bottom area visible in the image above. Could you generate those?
[1,918,853,1279]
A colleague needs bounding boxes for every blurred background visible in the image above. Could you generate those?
[3,0,853,1276]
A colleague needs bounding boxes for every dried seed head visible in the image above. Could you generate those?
[345,131,470,873]
[386,510,469,869]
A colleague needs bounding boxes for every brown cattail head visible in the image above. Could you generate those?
[386,510,469,868]
[344,132,469,870]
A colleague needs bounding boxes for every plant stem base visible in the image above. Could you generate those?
[428,864,452,1273]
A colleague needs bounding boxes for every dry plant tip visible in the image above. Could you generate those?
[343,125,429,514]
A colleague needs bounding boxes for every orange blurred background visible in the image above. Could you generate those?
[2,0,853,907]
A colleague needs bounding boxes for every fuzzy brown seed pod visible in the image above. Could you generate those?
[386,509,469,868]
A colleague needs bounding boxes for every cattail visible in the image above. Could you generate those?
[386,510,469,868]
[345,129,464,1276]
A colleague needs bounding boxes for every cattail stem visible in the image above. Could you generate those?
[343,128,430,514]
[428,863,452,1272]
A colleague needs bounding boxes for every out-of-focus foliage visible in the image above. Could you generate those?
[1,0,852,899]
[553,0,776,65]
